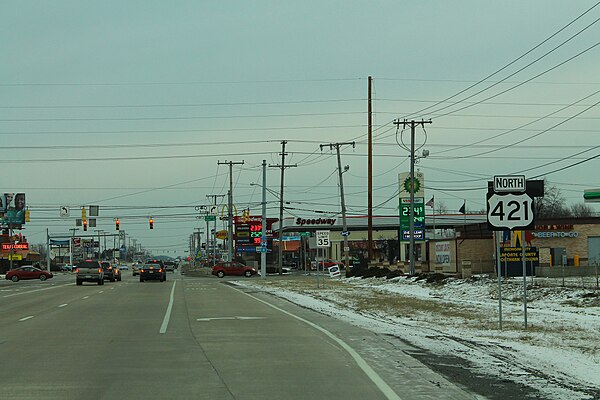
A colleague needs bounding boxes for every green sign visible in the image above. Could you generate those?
[399,198,425,230]
[204,215,216,221]
[299,232,311,237]
[584,189,600,202]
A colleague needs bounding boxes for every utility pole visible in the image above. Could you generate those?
[321,141,355,276]
[261,160,267,279]
[367,75,374,262]
[206,194,226,265]
[394,119,432,275]
[218,160,245,262]
[70,228,78,267]
[269,141,297,274]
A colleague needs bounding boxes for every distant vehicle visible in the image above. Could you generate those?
[113,264,122,281]
[118,264,129,270]
[139,263,166,282]
[132,264,140,276]
[60,264,75,272]
[163,261,176,272]
[6,266,53,282]
[100,261,117,282]
[212,261,257,278]
[76,260,104,286]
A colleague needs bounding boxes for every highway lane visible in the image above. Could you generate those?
[0,270,478,400]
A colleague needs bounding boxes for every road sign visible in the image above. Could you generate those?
[60,206,70,217]
[584,188,600,203]
[493,175,526,193]
[316,230,330,248]
[341,230,350,237]
[487,192,534,230]
[204,215,216,221]
[401,229,425,241]
[209,206,218,216]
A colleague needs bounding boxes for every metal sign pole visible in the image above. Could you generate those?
[522,230,528,329]
[496,232,503,330]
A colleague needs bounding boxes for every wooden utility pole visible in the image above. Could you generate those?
[320,142,355,276]
[217,160,244,262]
[368,76,373,261]
[269,141,296,274]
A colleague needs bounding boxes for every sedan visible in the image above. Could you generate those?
[212,261,257,278]
[6,266,54,282]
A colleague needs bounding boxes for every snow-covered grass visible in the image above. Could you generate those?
[234,274,600,400]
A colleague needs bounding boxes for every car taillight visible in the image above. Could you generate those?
[98,268,102,273]
[108,267,112,270]
[141,269,145,273]
[75,268,79,273]
[159,269,163,273]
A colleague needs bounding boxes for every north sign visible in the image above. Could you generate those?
[493,175,526,193]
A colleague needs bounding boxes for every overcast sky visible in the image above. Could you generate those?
[2,1,599,255]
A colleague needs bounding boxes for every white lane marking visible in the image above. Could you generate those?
[99,291,104,293]
[19,316,34,322]
[82,296,89,299]
[196,316,266,322]
[159,280,177,334]
[3,283,74,298]
[229,285,402,400]
[58,304,68,308]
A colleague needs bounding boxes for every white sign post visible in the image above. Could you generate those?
[488,175,535,331]
[315,230,330,287]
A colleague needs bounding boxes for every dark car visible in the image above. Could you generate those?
[100,261,117,282]
[212,261,257,278]
[139,263,166,282]
[6,266,53,282]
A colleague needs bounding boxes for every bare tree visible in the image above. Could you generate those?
[535,179,571,218]
[571,203,594,217]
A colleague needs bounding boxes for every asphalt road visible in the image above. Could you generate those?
[0,270,482,400]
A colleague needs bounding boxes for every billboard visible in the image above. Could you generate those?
[1,193,26,226]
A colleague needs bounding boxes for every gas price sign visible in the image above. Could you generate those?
[399,199,425,229]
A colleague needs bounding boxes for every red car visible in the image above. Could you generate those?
[212,262,257,278]
[6,266,53,282]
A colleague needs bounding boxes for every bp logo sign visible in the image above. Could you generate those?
[403,176,421,194]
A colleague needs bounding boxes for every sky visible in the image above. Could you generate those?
[234,275,600,399]
[2,1,600,255]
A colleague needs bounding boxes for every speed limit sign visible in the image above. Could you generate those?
[316,230,330,248]
[487,192,534,230]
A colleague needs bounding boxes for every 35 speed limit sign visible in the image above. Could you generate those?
[316,230,330,248]
[487,192,535,230]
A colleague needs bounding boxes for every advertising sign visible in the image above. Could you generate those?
[1,193,26,226]
[1,243,29,251]
[435,242,451,266]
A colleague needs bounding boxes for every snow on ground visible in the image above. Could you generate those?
[234,274,600,400]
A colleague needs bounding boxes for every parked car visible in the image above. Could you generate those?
[212,261,257,278]
[139,263,166,282]
[76,260,104,286]
[100,261,117,282]
[315,259,345,271]
[6,266,53,282]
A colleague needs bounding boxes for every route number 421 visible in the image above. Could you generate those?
[487,193,534,230]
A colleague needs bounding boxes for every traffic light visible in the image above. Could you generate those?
[83,219,88,231]
[115,218,120,230]
[149,218,154,229]
[25,210,30,222]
